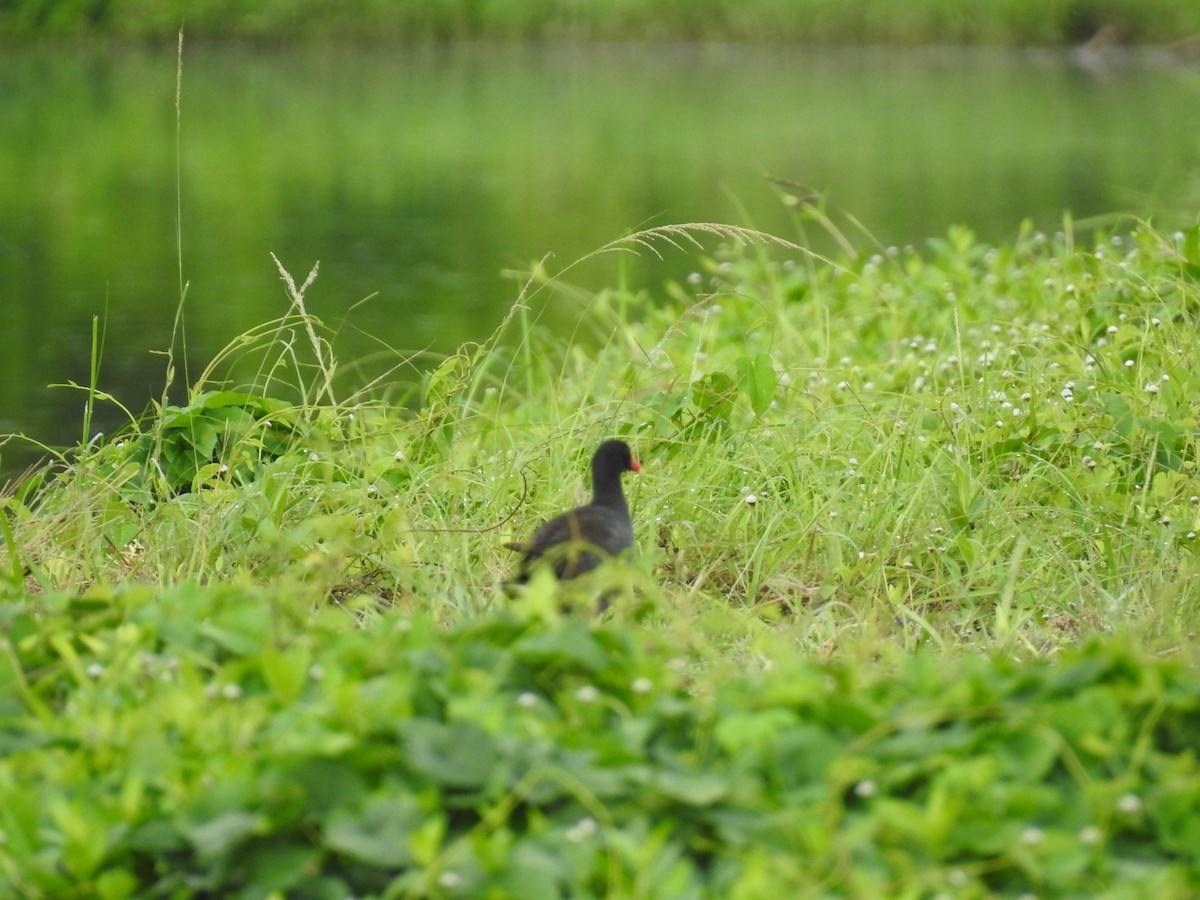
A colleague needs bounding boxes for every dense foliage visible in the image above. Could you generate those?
[2,584,1199,897]
[3,216,1200,894]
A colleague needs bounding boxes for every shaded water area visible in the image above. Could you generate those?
[2,42,1198,476]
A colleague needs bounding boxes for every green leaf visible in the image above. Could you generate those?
[239,840,321,894]
[403,720,500,788]
[260,645,311,704]
[515,620,612,673]
[1150,784,1200,860]
[691,371,736,426]
[653,769,730,806]
[186,811,262,863]
[714,709,795,755]
[424,353,469,410]
[324,792,423,868]
[736,352,778,417]
[94,867,139,900]
[202,601,272,657]
[499,843,570,900]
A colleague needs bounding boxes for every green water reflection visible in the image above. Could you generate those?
[1,43,1197,475]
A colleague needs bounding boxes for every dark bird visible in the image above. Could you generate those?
[505,439,641,585]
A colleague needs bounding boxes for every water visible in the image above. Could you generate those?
[2,43,1197,477]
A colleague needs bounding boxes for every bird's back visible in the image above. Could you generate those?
[511,502,633,581]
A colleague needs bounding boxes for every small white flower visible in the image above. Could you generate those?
[308,452,320,462]
[854,779,877,798]
[85,663,105,679]
[393,449,405,461]
[1144,382,1160,394]
[1020,826,1044,846]
[1106,325,1118,334]
[517,692,539,708]
[1079,825,1102,846]
[437,871,463,889]
[308,664,325,681]
[631,677,653,694]
[221,683,243,700]
[575,685,599,703]
[566,817,599,842]
[744,494,758,506]
[1116,793,1142,814]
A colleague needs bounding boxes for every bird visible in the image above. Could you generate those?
[505,439,641,586]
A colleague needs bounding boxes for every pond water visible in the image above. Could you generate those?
[2,43,1198,476]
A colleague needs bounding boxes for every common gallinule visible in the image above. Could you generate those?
[505,439,641,584]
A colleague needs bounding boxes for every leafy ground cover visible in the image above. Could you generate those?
[2,215,1200,895]
[2,585,1199,897]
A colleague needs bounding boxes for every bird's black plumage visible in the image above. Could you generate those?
[505,439,640,583]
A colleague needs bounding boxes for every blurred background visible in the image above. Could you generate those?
[3,3,1200,478]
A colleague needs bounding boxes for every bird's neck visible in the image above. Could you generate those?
[591,479,629,515]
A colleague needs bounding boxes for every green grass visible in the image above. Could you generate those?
[3,215,1200,895]
[5,0,1200,43]
[11,217,1199,660]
